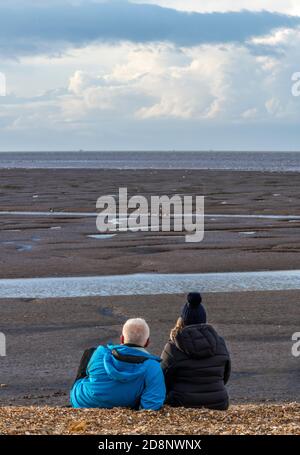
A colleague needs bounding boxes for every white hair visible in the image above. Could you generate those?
[122,318,150,346]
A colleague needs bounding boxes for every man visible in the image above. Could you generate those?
[71,318,166,410]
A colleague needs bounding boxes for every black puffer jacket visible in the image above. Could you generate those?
[161,324,231,410]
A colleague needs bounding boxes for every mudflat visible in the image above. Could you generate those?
[1,291,300,405]
[0,169,300,405]
[1,169,300,278]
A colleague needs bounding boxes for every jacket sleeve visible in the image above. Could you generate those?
[160,342,176,391]
[221,338,231,385]
[140,360,166,411]
[224,358,231,385]
[73,347,96,385]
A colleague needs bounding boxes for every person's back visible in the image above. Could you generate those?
[71,318,166,410]
[161,293,231,410]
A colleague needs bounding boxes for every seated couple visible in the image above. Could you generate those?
[71,292,231,411]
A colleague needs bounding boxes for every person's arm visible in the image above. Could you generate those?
[73,347,96,385]
[140,361,166,411]
[161,342,176,391]
[221,337,231,385]
[224,358,231,385]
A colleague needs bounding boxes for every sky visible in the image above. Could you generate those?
[0,0,300,151]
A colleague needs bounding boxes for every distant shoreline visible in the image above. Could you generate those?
[1,151,300,171]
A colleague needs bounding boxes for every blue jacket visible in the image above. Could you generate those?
[70,344,166,410]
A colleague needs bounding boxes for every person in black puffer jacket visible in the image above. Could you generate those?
[161,292,231,410]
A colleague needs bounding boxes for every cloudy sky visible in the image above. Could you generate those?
[0,0,300,151]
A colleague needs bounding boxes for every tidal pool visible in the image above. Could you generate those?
[0,270,299,299]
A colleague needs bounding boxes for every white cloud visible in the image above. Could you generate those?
[134,45,229,119]
[265,97,282,115]
[68,70,98,95]
[53,33,300,124]
[1,24,300,149]
[242,108,258,119]
[251,28,298,46]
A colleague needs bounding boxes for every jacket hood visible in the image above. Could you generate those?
[174,324,220,359]
[103,344,160,383]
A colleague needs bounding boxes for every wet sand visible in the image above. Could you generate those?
[1,291,300,405]
[1,169,300,278]
[0,169,300,405]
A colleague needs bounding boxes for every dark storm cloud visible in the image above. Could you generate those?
[0,1,299,57]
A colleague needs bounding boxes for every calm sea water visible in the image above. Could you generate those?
[1,270,300,298]
[1,151,300,171]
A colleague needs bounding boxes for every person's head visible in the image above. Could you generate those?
[120,318,150,348]
[181,292,207,326]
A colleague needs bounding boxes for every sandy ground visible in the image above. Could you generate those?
[0,169,300,406]
[1,291,300,406]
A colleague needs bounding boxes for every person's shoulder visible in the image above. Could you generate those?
[162,339,176,350]
[144,356,164,378]
[197,324,230,355]
[91,344,108,358]
[212,331,230,356]
[161,340,184,362]
[145,354,163,368]
[204,324,225,341]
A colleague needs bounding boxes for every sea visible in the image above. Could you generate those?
[0,151,300,172]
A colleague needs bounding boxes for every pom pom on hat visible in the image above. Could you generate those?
[181,292,206,326]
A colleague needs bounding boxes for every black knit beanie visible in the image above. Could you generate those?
[181,292,206,326]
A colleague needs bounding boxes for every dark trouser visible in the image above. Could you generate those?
[73,347,96,385]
